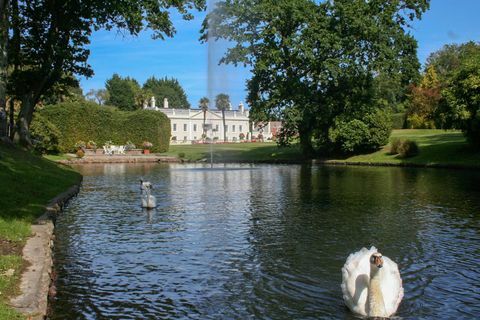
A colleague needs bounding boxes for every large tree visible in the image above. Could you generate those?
[4,0,205,145]
[215,93,230,142]
[143,76,190,109]
[202,0,429,156]
[105,74,142,111]
[0,0,8,137]
[199,96,209,138]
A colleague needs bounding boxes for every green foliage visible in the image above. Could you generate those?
[76,149,85,158]
[329,110,392,154]
[105,74,142,111]
[389,138,402,155]
[329,119,371,154]
[397,139,419,158]
[406,114,435,129]
[439,44,480,147]
[143,76,190,109]
[37,102,170,153]
[202,0,429,156]
[30,114,60,154]
[391,113,406,129]
[7,0,205,145]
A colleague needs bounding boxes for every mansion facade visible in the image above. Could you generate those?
[144,97,277,143]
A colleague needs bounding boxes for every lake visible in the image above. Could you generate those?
[50,163,480,319]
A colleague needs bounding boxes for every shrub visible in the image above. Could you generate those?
[30,114,60,154]
[391,113,406,129]
[407,114,435,129]
[74,140,86,150]
[329,110,392,154]
[178,152,185,158]
[37,101,170,153]
[125,140,136,150]
[76,149,85,158]
[329,119,370,153]
[397,139,419,158]
[87,140,97,149]
[142,141,153,149]
[389,138,402,155]
[239,132,245,140]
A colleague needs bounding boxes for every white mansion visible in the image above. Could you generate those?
[144,97,277,143]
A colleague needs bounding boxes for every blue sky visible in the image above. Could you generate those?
[80,1,480,109]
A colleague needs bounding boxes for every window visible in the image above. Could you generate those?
[239,125,243,132]
[193,124,197,132]
[184,124,187,131]
[183,136,187,141]
[225,125,228,132]
[173,123,177,131]
[232,125,236,132]
[215,125,219,131]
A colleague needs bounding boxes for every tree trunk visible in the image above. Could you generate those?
[15,94,35,146]
[8,97,14,139]
[222,109,227,142]
[0,0,9,137]
[299,128,314,159]
[203,110,206,140]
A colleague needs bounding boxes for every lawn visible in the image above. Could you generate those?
[161,130,480,168]
[0,143,82,319]
[163,141,305,162]
[336,129,480,168]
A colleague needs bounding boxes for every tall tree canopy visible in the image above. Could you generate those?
[105,74,142,111]
[143,76,190,109]
[4,0,205,145]
[202,0,429,156]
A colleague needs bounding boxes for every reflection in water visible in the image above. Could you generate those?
[51,164,480,319]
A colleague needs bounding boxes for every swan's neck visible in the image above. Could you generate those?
[368,267,387,317]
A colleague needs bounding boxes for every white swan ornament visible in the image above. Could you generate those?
[140,179,156,209]
[341,247,403,318]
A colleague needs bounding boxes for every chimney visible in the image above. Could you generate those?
[238,102,244,114]
[164,97,169,109]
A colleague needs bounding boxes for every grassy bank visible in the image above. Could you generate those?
[163,142,304,162]
[335,129,480,168]
[161,130,480,168]
[0,143,81,319]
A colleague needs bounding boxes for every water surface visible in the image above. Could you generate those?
[51,164,480,319]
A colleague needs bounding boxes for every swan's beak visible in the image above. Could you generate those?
[371,255,383,268]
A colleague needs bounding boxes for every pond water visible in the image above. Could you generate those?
[50,164,480,319]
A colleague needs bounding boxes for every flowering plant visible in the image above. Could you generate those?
[142,141,153,149]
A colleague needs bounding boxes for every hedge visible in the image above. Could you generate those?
[37,102,170,153]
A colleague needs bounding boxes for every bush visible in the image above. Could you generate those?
[76,149,85,158]
[407,114,435,129]
[397,139,419,158]
[178,152,185,158]
[30,114,60,154]
[87,140,97,149]
[389,138,402,155]
[329,119,370,153]
[37,101,170,153]
[391,113,406,129]
[329,110,392,154]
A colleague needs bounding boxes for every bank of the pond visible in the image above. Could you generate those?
[161,130,480,169]
[0,143,82,320]
[56,154,179,165]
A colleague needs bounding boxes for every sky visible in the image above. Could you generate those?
[80,1,480,109]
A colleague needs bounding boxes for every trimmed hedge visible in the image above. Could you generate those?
[37,102,170,153]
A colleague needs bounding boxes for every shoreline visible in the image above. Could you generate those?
[9,183,82,320]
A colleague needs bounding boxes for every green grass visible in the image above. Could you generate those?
[336,129,480,167]
[43,153,74,161]
[0,143,82,319]
[162,130,480,169]
[162,142,305,162]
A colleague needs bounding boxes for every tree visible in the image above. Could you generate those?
[406,65,441,128]
[199,97,209,139]
[440,49,480,147]
[0,0,9,137]
[105,74,142,111]
[5,0,205,146]
[143,76,190,109]
[202,0,429,156]
[215,93,230,142]
[86,89,109,105]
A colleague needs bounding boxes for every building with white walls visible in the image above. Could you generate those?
[144,98,275,144]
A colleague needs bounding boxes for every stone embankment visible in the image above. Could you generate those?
[58,154,179,164]
[9,184,81,320]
